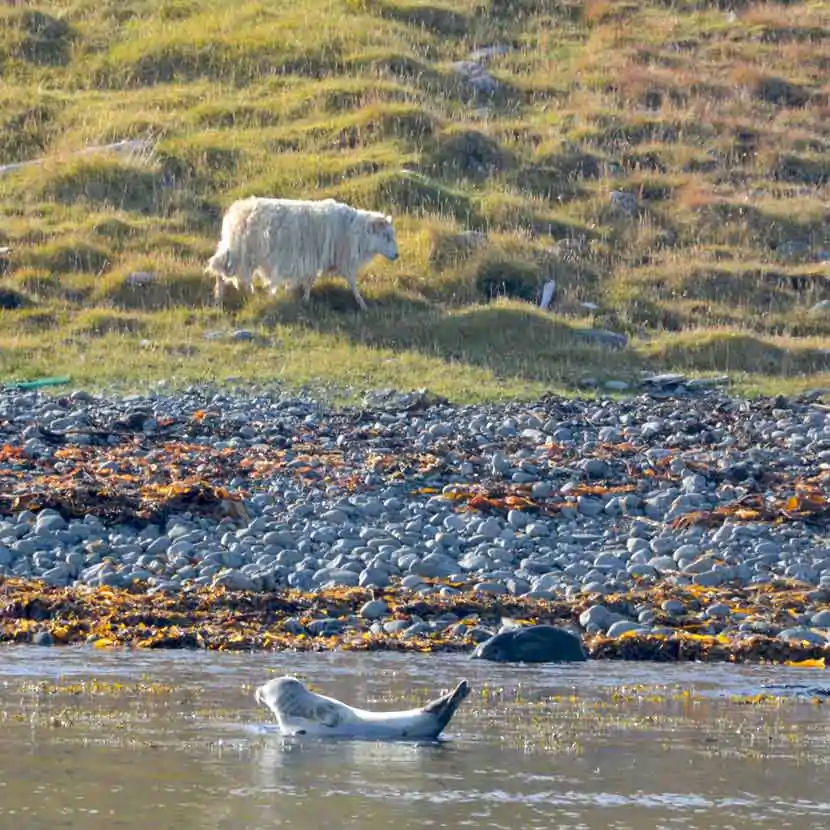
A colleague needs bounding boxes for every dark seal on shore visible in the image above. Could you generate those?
[471,624,588,663]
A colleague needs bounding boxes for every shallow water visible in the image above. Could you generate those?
[0,648,828,830]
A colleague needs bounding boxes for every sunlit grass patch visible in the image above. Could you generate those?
[0,0,825,400]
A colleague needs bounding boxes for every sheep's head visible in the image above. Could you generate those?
[367,215,399,262]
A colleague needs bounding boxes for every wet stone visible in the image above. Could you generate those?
[359,600,388,620]
[307,619,344,637]
[607,621,645,638]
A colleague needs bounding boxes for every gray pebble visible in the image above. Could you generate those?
[359,599,389,620]
[777,627,827,646]
[606,621,645,638]
[32,630,54,646]
[0,383,823,639]
[810,610,830,627]
[307,619,344,637]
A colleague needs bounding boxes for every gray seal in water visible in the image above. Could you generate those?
[254,676,471,739]
[471,624,587,663]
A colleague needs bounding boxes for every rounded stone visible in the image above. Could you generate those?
[606,621,644,638]
[661,599,686,615]
[359,599,389,620]
[810,610,830,627]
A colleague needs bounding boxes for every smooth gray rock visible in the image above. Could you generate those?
[41,564,71,587]
[409,554,456,579]
[777,627,827,646]
[628,563,658,578]
[359,599,389,620]
[32,630,54,646]
[577,497,604,517]
[401,622,432,638]
[307,619,344,637]
[280,617,306,635]
[359,567,391,589]
[212,569,256,591]
[606,621,645,638]
[810,610,830,627]
[579,604,617,630]
[474,581,507,596]
[692,569,729,587]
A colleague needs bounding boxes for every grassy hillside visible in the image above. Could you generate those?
[0,0,827,401]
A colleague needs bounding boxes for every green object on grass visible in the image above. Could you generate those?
[4,376,72,390]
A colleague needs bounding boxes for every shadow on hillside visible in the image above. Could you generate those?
[234,286,643,386]
[226,282,830,383]
[646,332,830,375]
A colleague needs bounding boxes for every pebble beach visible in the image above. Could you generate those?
[1,379,828,665]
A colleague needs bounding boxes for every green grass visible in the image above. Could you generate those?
[0,0,827,402]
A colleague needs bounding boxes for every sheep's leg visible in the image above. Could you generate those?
[345,270,368,311]
[213,274,225,304]
[292,275,314,304]
[251,268,264,296]
[288,281,306,302]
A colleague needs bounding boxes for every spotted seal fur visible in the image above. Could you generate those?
[254,676,470,740]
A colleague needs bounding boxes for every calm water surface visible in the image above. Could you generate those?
[0,648,828,829]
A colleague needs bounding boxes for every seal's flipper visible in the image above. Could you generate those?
[314,700,342,729]
[422,680,470,732]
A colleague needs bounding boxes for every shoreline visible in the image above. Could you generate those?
[2,577,828,667]
[0,383,827,667]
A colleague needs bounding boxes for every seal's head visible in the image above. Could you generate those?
[470,629,519,662]
[255,676,307,711]
[255,676,343,730]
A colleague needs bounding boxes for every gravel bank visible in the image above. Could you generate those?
[0,381,828,663]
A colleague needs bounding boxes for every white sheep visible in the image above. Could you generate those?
[205,197,399,310]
